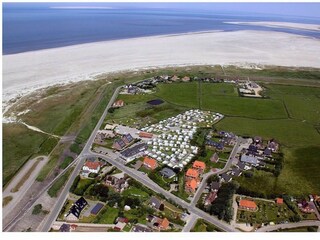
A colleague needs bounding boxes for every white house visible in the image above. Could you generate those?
[82,161,101,174]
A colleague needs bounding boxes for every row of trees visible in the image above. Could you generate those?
[209,182,240,222]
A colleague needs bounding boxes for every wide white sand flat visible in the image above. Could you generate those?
[3,30,320,104]
[226,21,320,32]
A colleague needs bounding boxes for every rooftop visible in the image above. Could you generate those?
[239,199,257,209]
[186,168,199,178]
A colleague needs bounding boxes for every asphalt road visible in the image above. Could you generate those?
[182,214,198,232]
[256,220,320,232]
[190,137,243,206]
[3,156,49,219]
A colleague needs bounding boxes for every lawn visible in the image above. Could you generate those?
[156,82,288,119]
[122,186,150,200]
[59,156,74,169]
[47,167,73,198]
[191,218,223,232]
[216,118,320,147]
[2,123,55,186]
[70,178,96,196]
[96,207,119,224]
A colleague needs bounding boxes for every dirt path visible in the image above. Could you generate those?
[20,121,61,138]
[3,156,49,219]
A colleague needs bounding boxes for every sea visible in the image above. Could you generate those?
[3,4,320,55]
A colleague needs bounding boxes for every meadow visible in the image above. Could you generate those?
[154,81,320,196]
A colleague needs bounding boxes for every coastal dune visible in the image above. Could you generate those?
[3,30,320,103]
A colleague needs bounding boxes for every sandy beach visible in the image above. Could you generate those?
[226,21,320,32]
[3,30,320,106]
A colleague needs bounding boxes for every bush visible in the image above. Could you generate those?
[108,107,115,113]
[70,143,81,154]
[244,171,254,178]
[307,226,317,232]
[88,172,99,178]
[70,175,80,193]
[90,184,109,199]
[32,204,43,215]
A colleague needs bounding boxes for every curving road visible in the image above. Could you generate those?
[256,220,320,232]
[190,136,243,206]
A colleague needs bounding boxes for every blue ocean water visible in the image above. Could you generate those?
[3,4,320,55]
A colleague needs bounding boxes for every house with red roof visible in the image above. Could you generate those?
[158,217,170,230]
[192,160,206,173]
[113,99,124,108]
[82,161,101,174]
[143,157,158,170]
[185,168,199,179]
[139,132,153,139]
[276,198,284,205]
[239,199,258,211]
[185,179,198,193]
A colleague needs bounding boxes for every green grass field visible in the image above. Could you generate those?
[47,168,73,198]
[191,218,223,232]
[122,186,150,200]
[96,207,119,224]
[2,123,57,186]
[156,82,288,119]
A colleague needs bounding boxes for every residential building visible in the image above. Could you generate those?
[114,222,126,231]
[276,198,284,205]
[267,140,279,152]
[112,139,126,151]
[210,181,220,192]
[139,132,153,139]
[239,199,258,211]
[185,179,198,193]
[185,168,199,179]
[220,173,232,183]
[149,196,163,210]
[159,217,170,230]
[192,160,206,173]
[113,99,124,108]
[105,175,129,193]
[182,76,191,82]
[237,162,246,171]
[131,224,153,232]
[231,168,242,177]
[240,154,258,165]
[205,191,218,206]
[160,167,176,179]
[123,133,134,145]
[143,157,158,170]
[82,161,101,174]
[120,143,148,162]
[66,197,88,221]
[210,152,219,162]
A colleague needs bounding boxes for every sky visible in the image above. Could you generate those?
[3,2,320,19]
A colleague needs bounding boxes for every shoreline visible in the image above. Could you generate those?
[226,21,320,32]
[3,30,320,112]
